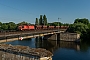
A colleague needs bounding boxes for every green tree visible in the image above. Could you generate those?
[1,23,8,30]
[35,18,39,25]
[74,18,89,25]
[88,23,90,29]
[0,22,2,26]
[8,22,17,30]
[0,22,2,30]
[52,22,58,26]
[82,23,90,40]
[67,23,89,34]
[63,23,69,26]
[53,22,62,26]
[43,15,47,25]
[48,23,54,26]
[17,21,30,26]
[48,22,62,26]
[39,15,43,25]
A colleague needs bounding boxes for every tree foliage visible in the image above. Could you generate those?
[67,23,89,34]
[17,21,30,26]
[62,23,69,26]
[36,15,48,25]
[39,15,43,25]
[35,18,39,25]
[8,22,17,30]
[0,22,2,26]
[81,23,90,41]
[74,18,89,25]
[43,15,47,25]
[88,23,90,29]
[67,18,90,41]
[0,22,2,30]
[1,23,8,30]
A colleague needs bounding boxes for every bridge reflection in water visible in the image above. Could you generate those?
[35,37,80,53]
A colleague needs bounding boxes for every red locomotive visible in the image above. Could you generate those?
[18,25,35,30]
[18,25,68,31]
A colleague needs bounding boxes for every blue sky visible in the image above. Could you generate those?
[0,0,90,24]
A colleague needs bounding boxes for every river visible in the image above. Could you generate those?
[5,37,90,60]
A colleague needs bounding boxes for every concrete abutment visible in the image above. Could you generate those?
[43,33,80,42]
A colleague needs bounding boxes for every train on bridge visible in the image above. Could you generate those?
[18,25,69,31]
[0,25,68,33]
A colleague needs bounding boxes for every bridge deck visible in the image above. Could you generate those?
[0,29,67,43]
[0,29,66,39]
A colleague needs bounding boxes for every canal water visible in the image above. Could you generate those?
[5,37,90,60]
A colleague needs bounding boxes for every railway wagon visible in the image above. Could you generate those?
[48,26,55,29]
[42,26,48,29]
[61,26,69,29]
[55,26,60,29]
[18,25,35,31]
[35,25,42,30]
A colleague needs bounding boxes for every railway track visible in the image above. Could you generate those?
[0,30,58,37]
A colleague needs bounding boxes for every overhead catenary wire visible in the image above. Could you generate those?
[0,3,33,15]
[0,3,39,23]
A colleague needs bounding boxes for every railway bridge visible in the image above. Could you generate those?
[0,29,80,43]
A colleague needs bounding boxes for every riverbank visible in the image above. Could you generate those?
[0,44,53,60]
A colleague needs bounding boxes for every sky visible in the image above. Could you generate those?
[0,0,90,24]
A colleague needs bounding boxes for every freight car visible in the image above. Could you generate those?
[42,25,48,29]
[35,25,42,30]
[61,26,68,29]
[47,26,55,29]
[55,26,60,29]
[35,25,48,30]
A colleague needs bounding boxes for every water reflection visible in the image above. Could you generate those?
[35,37,80,53]
[80,41,90,52]
[5,37,90,53]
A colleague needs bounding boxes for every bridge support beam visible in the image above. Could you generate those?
[43,34,58,40]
